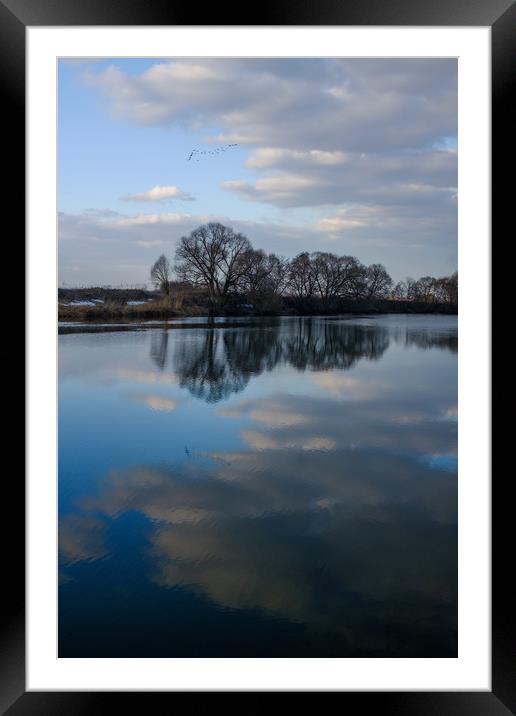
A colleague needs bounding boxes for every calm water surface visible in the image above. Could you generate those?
[59,314,457,657]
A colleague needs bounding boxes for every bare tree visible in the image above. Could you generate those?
[150,255,171,296]
[241,250,289,297]
[265,253,289,296]
[175,223,252,311]
[346,260,369,299]
[404,272,457,304]
[286,252,317,298]
[414,276,437,302]
[406,277,419,301]
[434,272,458,304]
[311,252,343,301]
[391,280,408,300]
[365,263,393,299]
[311,253,364,301]
[238,249,267,295]
[445,271,458,304]
[286,252,370,301]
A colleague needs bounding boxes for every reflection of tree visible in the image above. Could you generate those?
[283,320,389,371]
[392,327,458,353]
[149,319,454,403]
[152,321,392,403]
[174,331,250,403]
[150,329,169,370]
[223,325,284,375]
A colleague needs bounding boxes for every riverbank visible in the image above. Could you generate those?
[58,298,457,322]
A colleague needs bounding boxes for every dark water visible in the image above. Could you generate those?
[58,315,458,657]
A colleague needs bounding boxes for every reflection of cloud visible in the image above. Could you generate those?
[69,444,457,654]
[59,316,458,655]
[134,394,178,412]
[113,369,178,385]
[443,405,458,420]
[391,413,426,425]
[222,393,457,458]
[242,430,335,452]
[249,408,310,427]
[59,570,73,585]
[421,454,458,472]
[242,431,278,451]
[301,436,336,451]
[220,401,312,427]
[59,515,108,565]
[311,372,384,400]
[80,446,458,534]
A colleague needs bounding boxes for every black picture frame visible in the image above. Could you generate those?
[7,0,507,712]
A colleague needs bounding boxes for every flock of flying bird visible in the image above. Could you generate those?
[187,143,238,162]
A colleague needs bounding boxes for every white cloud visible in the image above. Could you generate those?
[246,148,348,169]
[317,215,369,232]
[223,148,457,209]
[316,205,389,235]
[136,239,167,248]
[114,212,195,226]
[85,59,457,154]
[222,173,322,204]
[123,185,194,202]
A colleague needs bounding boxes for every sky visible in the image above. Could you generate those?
[58,58,457,287]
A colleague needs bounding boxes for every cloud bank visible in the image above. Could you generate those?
[85,59,457,153]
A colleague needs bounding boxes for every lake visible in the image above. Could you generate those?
[58,314,458,657]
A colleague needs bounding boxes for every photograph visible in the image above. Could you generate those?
[57,56,459,659]
[0,0,504,703]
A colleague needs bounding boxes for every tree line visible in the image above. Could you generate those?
[150,222,457,313]
[391,273,458,305]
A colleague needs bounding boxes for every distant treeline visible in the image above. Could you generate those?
[150,222,457,315]
[58,222,457,320]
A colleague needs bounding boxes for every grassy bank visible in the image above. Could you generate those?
[58,298,205,322]
[58,294,457,322]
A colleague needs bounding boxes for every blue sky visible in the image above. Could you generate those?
[58,58,457,287]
